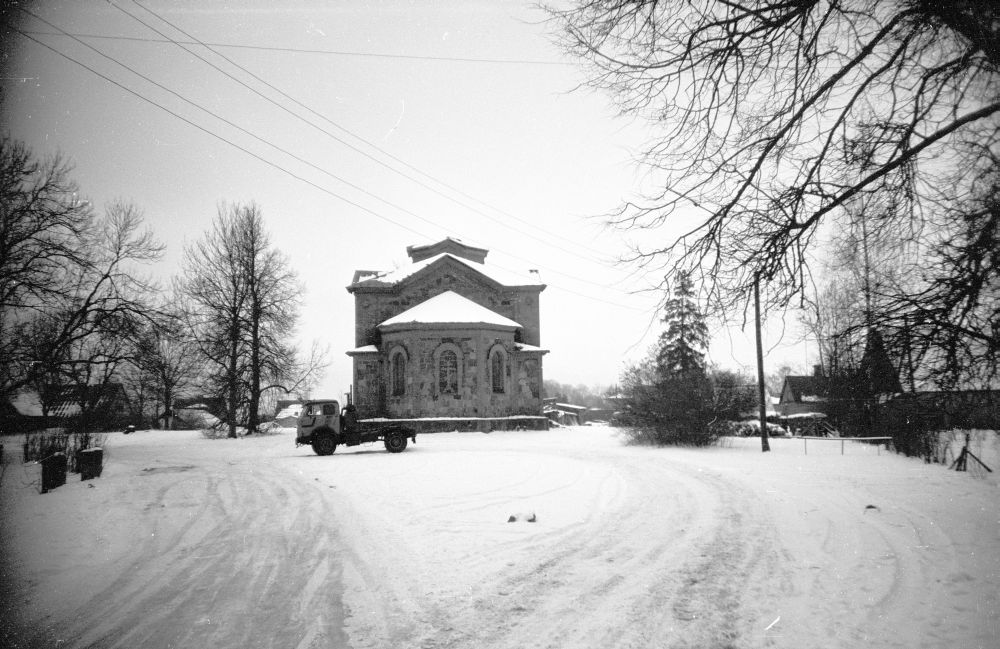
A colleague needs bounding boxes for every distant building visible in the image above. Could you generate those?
[778,368,831,416]
[346,238,548,419]
[779,330,902,419]
[1,383,131,433]
[274,399,304,418]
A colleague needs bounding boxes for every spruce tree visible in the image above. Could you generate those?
[655,272,709,378]
[619,272,716,445]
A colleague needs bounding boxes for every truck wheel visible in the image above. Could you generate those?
[311,433,337,456]
[384,430,408,453]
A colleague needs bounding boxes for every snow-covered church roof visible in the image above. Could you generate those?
[378,291,522,330]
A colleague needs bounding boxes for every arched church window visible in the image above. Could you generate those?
[491,349,506,393]
[439,350,458,394]
[390,350,406,396]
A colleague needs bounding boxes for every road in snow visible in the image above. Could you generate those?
[2,425,998,648]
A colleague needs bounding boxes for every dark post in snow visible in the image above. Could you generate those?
[754,274,770,453]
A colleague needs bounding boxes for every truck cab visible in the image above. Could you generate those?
[296,400,342,442]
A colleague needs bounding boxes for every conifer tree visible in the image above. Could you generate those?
[655,272,708,378]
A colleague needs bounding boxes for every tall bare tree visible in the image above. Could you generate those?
[1,141,163,414]
[178,207,249,438]
[178,203,325,437]
[237,206,303,435]
[550,0,1000,386]
[1,137,92,396]
[126,308,201,429]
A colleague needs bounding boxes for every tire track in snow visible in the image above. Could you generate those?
[28,457,349,649]
[350,446,783,649]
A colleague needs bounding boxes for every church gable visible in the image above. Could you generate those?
[395,254,510,298]
[350,252,543,349]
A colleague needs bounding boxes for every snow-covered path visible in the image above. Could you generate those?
[2,426,997,648]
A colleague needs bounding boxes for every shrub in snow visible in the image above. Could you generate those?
[23,428,68,463]
[200,423,249,439]
[617,372,720,447]
[175,408,221,430]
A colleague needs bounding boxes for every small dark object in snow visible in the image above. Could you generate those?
[124,425,136,435]
[507,512,537,523]
[864,504,880,512]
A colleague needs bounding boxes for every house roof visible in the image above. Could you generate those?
[348,253,543,291]
[781,376,829,403]
[378,290,522,330]
[6,391,44,417]
[24,383,130,418]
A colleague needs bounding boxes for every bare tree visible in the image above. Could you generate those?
[550,0,1000,385]
[126,309,201,429]
[2,179,163,416]
[47,203,162,431]
[237,208,301,435]
[178,207,249,438]
[178,203,326,437]
[0,137,92,396]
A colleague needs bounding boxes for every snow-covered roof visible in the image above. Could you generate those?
[346,344,379,355]
[349,253,543,290]
[7,391,43,417]
[406,237,487,263]
[514,342,548,353]
[379,291,522,329]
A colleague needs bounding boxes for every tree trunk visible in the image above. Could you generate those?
[227,321,239,439]
[247,305,261,435]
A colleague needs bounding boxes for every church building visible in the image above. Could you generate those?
[346,238,547,420]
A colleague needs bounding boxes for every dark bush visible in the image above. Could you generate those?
[618,373,720,446]
[23,428,68,462]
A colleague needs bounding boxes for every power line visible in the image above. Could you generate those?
[97,1,622,286]
[13,27,430,241]
[18,30,572,66]
[120,0,614,266]
[28,7,619,297]
[14,23,649,313]
[21,10,454,240]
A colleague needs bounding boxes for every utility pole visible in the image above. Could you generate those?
[755,275,771,452]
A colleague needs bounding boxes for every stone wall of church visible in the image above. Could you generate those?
[351,354,382,419]
[352,327,544,419]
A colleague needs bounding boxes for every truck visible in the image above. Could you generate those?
[295,399,416,455]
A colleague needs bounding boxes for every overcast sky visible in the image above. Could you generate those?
[2,0,818,398]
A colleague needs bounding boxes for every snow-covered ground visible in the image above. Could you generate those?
[1,425,997,649]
